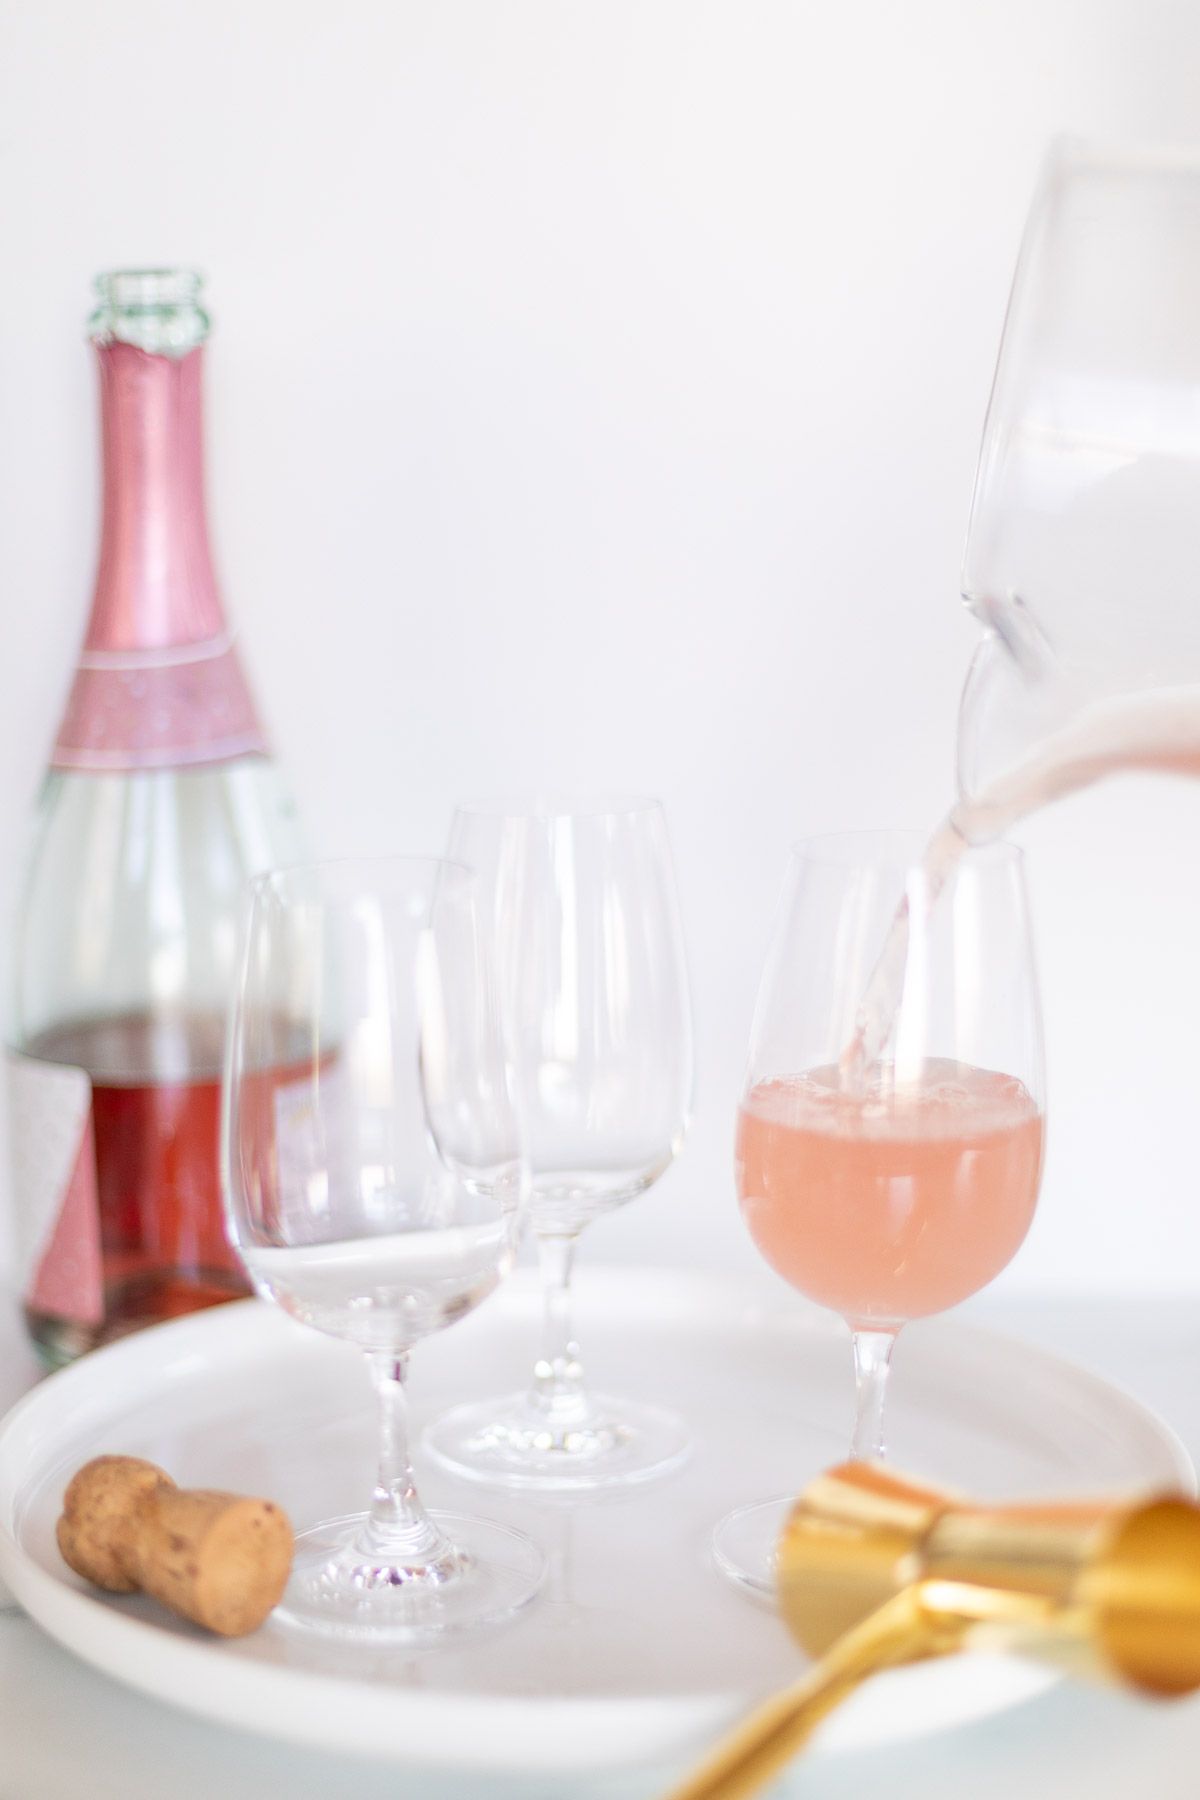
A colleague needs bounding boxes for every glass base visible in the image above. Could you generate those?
[423,1391,691,1493]
[272,1509,545,1643]
[711,1496,793,1600]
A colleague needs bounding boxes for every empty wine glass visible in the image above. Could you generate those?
[222,855,544,1640]
[424,798,694,1491]
[713,832,1044,1595]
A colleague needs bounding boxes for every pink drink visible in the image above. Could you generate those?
[737,1060,1043,1326]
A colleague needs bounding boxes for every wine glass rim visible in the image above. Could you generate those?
[788,829,1025,873]
[247,853,477,906]
[454,793,664,821]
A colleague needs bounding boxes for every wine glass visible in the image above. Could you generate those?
[424,797,694,1491]
[713,831,1044,1594]
[222,855,544,1640]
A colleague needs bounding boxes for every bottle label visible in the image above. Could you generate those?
[50,631,268,773]
[6,1050,103,1324]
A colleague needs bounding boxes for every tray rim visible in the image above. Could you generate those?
[0,1268,1192,1773]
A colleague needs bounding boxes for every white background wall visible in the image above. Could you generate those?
[2,0,1200,1296]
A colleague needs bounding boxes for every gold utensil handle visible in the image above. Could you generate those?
[661,1588,950,1800]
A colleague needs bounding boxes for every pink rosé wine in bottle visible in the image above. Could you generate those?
[7,270,301,1367]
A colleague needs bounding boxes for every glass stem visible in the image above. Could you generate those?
[850,1328,898,1462]
[530,1232,590,1423]
[361,1349,447,1562]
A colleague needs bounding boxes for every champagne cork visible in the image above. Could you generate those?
[57,1455,293,1636]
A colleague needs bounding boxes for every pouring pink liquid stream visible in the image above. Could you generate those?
[846,686,1200,1079]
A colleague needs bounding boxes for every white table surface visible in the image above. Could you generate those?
[3,1289,1199,1800]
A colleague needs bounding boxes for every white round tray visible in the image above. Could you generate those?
[0,1267,1190,1777]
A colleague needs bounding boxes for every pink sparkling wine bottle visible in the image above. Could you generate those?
[6,270,301,1367]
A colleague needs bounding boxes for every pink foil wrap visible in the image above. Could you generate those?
[51,340,267,773]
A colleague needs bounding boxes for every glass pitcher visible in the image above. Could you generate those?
[956,138,1200,839]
